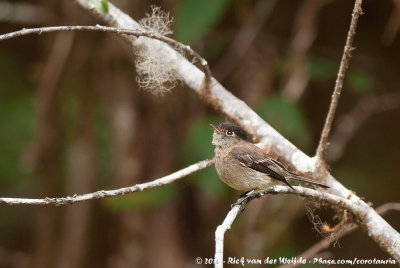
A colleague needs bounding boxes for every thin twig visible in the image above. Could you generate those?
[279,224,356,268]
[0,25,212,91]
[315,0,363,161]
[278,202,400,268]
[327,92,400,162]
[376,202,400,214]
[0,159,214,206]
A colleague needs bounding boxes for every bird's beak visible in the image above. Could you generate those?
[209,124,223,134]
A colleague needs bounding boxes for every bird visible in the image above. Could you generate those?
[210,122,329,193]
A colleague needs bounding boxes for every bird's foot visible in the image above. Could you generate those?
[231,190,262,212]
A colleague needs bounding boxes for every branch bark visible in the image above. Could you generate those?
[215,206,242,268]
[278,202,400,268]
[215,187,400,266]
[0,159,213,205]
[315,0,363,161]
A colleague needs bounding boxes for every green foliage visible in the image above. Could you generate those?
[61,95,79,141]
[93,0,109,14]
[347,68,374,94]
[61,95,112,185]
[93,107,113,184]
[333,164,368,192]
[309,57,337,82]
[0,97,35,185]
[0,52,35,186]
[275,56,337,82]
[309,57,375,94]
[105,185,178,211]
[180,118,227,197]
[175,0,232,44]
[276,55,375,98]
[270,247,297,258]
[257,94,311,148]
[274,56,288,75]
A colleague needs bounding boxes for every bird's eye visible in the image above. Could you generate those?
[226,130,234,136]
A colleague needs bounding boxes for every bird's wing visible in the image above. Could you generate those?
[231,146,329,189]
[267,157,329,188]
[229,145,294,189]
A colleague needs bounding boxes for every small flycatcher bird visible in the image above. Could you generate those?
[210,123,329,191]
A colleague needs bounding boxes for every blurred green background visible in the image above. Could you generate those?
[0,0,399,267]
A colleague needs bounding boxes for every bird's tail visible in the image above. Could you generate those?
[286,173,329,189]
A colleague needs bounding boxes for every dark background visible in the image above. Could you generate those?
[0,0,399,267]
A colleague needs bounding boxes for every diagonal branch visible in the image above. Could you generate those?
[215,187,400,267]
[0,159,213,206]
[278,202,400,268]
[315,0,364,162]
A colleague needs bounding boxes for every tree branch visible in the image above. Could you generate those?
[327,92,400,162]
[0,159,213,206]
[376,202,400,214]
[278,202,400,268]
[315,0,363,161]
[215,206,242,268]
[215,187,400,267]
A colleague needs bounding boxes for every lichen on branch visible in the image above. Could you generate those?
[135,5,182,95]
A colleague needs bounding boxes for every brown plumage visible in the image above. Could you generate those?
[211,123,329,191]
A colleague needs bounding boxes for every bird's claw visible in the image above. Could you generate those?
[231,190,261,212]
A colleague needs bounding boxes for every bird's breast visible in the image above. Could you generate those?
[215,148,276,191]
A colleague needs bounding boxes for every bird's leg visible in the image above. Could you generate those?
[231,190,254,209]
[239,190,251,198]
[232,190,262,211]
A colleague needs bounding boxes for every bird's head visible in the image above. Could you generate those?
[210,123,248,148]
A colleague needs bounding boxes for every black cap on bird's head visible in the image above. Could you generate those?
[210,123,248,147]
